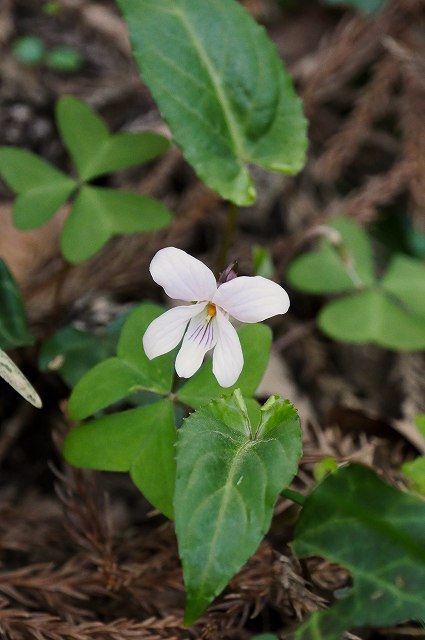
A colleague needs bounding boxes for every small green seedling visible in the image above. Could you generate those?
[287,216,425,350]
[0,97,172,263]
[13,36,83,72]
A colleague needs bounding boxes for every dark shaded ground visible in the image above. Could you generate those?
[0,0,425,637]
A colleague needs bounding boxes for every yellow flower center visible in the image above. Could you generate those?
[207,303,217,318]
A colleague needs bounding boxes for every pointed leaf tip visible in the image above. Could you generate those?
[117,0,307,205]
[175,391,302,621]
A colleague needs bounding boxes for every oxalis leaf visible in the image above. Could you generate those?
[291,464,425,639]
[174,390,302,624]
[61,186,172,263]
[64,400,176,518]
[118,0,307,206]
[0,147,76,229]
[56,96,170,181]
[287,216,374,294]
[318,289,425,350]
[68,304,174,420]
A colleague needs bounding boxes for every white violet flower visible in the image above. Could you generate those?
[142,247,290,387]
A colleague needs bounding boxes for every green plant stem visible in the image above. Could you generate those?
[215,202,238,273]
[280,487,306,506]
[344,261,363,289]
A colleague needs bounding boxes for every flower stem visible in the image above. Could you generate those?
[280,488,306,506]
[215,202,239,273]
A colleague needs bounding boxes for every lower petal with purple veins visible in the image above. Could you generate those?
[175,311,218,378]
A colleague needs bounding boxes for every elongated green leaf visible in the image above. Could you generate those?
[0,259,33,349]
[292,464,425,639]
[61,185,172,263]
[287,217,374,294]
[56,96,170,180]
[0,147,76,228]
[175,391,302,623]
[176,324,272,409]
[319,289,425,350]
[64,399,176,518]
[68,304,173,420]
[118,0,307,206]
[381,254,425,322]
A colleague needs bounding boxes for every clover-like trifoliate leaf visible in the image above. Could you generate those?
[64,399,176,518]
[292,464,425,639]
[176,323,272,409]
[175,391,302,623]
[381,254,425,323]
[287,217,374,294]
[61,185,172,263]
[56,96,170,181]
[68,304,173,420]
[117,0,307,206]
[0,147,76,228]
[318,288,425,350]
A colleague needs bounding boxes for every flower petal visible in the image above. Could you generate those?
[143,303,206,359]
[213,276,290,323]
[175,311,218,378]
[150,247,217,302]
[212,309,243,387]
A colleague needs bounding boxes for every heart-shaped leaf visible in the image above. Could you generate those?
[0,147,76,228]
[176,324,272,409]
[292,464,425,639]
[318,289,425,350]
[287,217,374,294]
[64,399,176,518]
[118,0,307,206]
[56,96,170,180]
[175,391,302,623]
[381,254,425,322]
[61,185,172,263]
[68,304,173,420]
